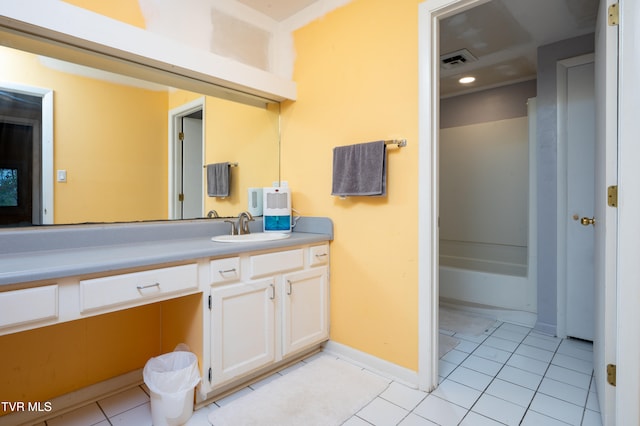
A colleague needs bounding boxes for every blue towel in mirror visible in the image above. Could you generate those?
[207,162,230,197]
[331,141,386,196]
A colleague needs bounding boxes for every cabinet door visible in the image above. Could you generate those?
[282,267,329,357]
[210,279,275,384]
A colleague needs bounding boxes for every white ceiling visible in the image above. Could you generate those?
[440,0,599,96]
[240,0,599,96]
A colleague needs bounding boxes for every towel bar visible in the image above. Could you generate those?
[384,139,407,147]
[203,162,238,168]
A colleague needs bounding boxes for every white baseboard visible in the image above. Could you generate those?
[440,299,537,328]
[0,369,143,426]
[322,341,419,388]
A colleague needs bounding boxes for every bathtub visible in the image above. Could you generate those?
[439,240,537,325]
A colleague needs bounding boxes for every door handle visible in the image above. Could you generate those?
[580,217,596,226]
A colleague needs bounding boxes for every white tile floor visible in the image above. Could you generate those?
[40,321,602,426]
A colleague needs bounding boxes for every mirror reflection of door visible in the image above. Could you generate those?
[0,90,42,227]
[179,111,203,219]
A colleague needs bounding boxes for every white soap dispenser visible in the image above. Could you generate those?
[247,187,263,216]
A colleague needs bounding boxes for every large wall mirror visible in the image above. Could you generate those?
[0,41,280,227]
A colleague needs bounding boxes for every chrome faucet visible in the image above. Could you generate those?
[237,211,254,235]
[207,209,219,218]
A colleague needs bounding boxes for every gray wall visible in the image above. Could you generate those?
[441,80,536,128]
[535,34,595,335]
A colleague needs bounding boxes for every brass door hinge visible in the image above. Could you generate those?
[608,3,619,26]
[179,131,184,141]
[608,185,618,207]
[607,364,616,386]
[178,193,184,202]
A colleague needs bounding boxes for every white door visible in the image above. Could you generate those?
[594,0,618,422]
[562,59,596,341]
[180,116,203,219]
[617,0,640,420]
[168,98,204,220]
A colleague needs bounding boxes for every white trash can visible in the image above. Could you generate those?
[143,351,200,426]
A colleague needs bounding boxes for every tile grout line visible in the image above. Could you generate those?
[579,373,597,425]
[457,323,586,425]
[514,327,563,425]
[457,322,526,425]
[438,322,507,425]
[94,400,113,426]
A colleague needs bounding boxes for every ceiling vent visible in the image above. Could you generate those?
[440,49,478,69]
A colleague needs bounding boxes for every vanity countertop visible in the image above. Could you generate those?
[0,217,333,288]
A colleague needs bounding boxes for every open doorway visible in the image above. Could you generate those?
[0,83,53,226]
[436,0,599,332]
[419,0,621,422]
[169,98,205,220]
[418,0,603,390]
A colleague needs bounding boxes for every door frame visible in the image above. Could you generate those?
[0,82,53,224]
[168,97,205,220]
[417,0,490,392]
[555,53,595,339]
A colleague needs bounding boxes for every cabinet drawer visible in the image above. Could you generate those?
[80,264,198,312]
[0,285,58,328]
[210,257,240,284]
[309,244,329,266]
[249,249,304,278]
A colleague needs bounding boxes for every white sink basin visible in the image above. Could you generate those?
[211,232,291,243]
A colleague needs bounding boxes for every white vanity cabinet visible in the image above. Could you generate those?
[206,243,329,391]
[0,220,333,424]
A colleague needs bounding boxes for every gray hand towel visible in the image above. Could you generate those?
[331,141,386,196]
[207,162,231,197]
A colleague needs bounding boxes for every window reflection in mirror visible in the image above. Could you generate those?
[0,168,19,206]
[0,45,280,227]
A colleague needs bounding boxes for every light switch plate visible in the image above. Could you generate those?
[57,170,67,183]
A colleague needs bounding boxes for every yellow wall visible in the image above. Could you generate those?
[0,46,169,224]
[204,100,280,217]
[281,0,421,370]
[168,90,202,111]
[62,0,146,28]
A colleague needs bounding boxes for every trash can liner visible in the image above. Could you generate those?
[144,351,201,425]
[143,351,201,395]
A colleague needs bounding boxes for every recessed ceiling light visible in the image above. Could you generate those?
[459,76,476,84]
